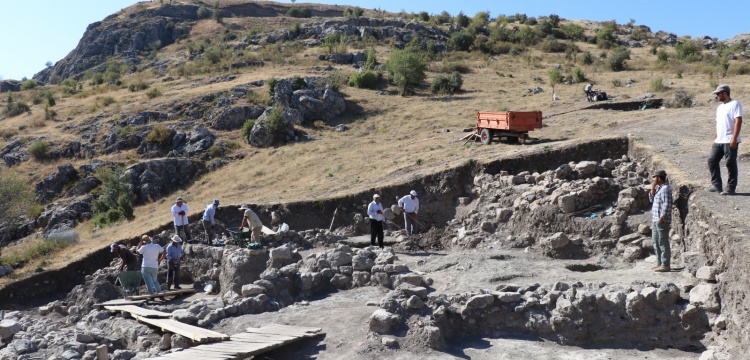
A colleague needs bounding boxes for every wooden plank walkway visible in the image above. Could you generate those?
[94,299,145,308]
[150,324,323,359]
[133,315,230,343]
[126,288,196,301]
[103,305,172,318]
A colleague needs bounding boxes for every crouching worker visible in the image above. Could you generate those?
[111,243,138,272]
[239,204,263,244]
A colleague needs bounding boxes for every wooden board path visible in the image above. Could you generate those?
[103,305,172,318]
[126,288,195,301]
[133,315,230,343]
[94,299,145,308]
[150,324,323,359]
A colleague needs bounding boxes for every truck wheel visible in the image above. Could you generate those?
[519,134,528,144]
[480,128,492,145]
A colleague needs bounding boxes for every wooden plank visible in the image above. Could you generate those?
[103,305,172,318]
[94,299,145,307]
[126,288,196,301]
[133,316,229,342]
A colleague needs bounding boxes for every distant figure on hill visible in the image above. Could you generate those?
[707,84,743,195]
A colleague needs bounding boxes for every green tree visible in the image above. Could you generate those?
[0,172,36,226]
[386,49,427,96]
[455,11,470,27]
[607,47,631,71]
[448,31,475,51]
[547,69,563,93]
[92,166,134,225]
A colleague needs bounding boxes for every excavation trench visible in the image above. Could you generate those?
[1,136,746,355]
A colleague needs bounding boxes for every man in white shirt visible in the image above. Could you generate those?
[202,199,219,244]
[708,84,743,195]
[171,197,192,243]
[239,204,263,244]
[398,190,420,236]
[137,235,164,295]
[367,194,385,248]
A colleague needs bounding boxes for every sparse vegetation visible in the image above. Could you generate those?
[344,6,364,18]
[649,77,668,92]
[386,49,428,96]
[242,119,255,139]
[348,71,378,89]
[145,125,173,148]
[28,140,50,161]
[430,71,463,94]
[607,47,631,71]
[286,7,312,18]
[91,166,134,227]
[0,172,36,227]
[128,81,149,92]
[145,87,162,99]
[4,92,30,117]
[667,90,695,108]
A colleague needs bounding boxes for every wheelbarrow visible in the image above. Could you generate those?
[116,271,142,298]
[226,227,259,249]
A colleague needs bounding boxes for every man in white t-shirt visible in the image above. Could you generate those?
[171,197,192,243]
[708,84,743,195]
[137,235,165,295]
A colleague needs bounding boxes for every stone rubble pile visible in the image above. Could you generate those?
[369,279,720,351]
[445,157,662,261]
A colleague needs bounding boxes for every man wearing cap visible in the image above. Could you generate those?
[160,235,184,290]
[649,170,673,272]
[202,199,220,245]
[111,243,138,272]
[137,235,164,294]
[239,204,263,244]
[367,194,385,248]
[171,197,192,243]
[398,190,420,236]
[708,84,743,195]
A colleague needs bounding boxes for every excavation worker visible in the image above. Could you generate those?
[584,83,593,102]
[171,197,192,243]
[368,194,385,248]
[239,204,263,244]
[137,235,164,295]
[708,84,743,195]
[202,199,220,244]
[161,234,184,290]
[398,190,420,236]
[111,243,138,272]
[649,170,673,273]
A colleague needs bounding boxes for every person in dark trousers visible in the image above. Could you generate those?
[111,243,138,272]
[171,197,192,243]
[707,84,743,195]
[367,194,385,248]
[649,170,673,272]
[160,235,184,290]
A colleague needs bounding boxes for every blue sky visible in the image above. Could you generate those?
[1,0,748,81]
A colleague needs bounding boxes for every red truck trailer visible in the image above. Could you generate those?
[475,111,543,144]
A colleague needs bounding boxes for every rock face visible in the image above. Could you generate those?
[122,158,205,205]
[220,249,270,294]
[35,164,79,203]
[34,4,198,83]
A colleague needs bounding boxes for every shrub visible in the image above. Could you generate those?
[267,77,278,98]
[286,7,312,18]
[365,48,377,70]
[197,6,210,18]
[386,49,428,96]
[202,45,224,64]
[344,6,364,18]
[32,90,56,106]
[649,77,668,92]
[441,62,471,74]
[731,64,750,75]
[145,125,173,147]
[20,80,38,90]
[432,11,451,24]
[348,71,378,89]
[674,41,702,62]
[322,33,345,54]
[430,71,463,94]
[145,88,162,99]
[455,11,470,27]
[44,104,56,120]
[242,119,255,139]
[0,172,36,226]
[539,37,567,53]
[91,166,132,227]
[657,48,669,62]
[28,140,50,161]
[571,67,586,83]
[128,81,149,92]
[418,11,429,22]
[561,23,585,40]
[4,92,30,117]
[607,48,631,71]
[580,51,593,65]
[291,76,307,90]
[264,106,287,138]
[448,31,475,51]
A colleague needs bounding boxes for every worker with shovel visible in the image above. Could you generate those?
[367,194,385,248]
[398,190,420,236]
[171,197,192,243]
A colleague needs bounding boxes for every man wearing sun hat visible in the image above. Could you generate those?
[398,190,420,236]
[160,234,184,290]
[239,204,263,244]
[202,199,220,244]
[367,194,385,248]
[708,84,743,195]
[171,197,192,243]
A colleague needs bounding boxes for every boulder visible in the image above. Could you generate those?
[0,319,21,340]
[696,266,718,282]
[689,284,721,312]
[575,161,598,175]
[543,232,569,248]
[220,249,269,294]
[465,294,495,309]
[558,195,576,213]
[241,284,266,297]
[369,309,401,334]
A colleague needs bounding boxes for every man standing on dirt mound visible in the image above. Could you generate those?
[707,84,743,195]
[367,194,385,248]
[398,190,420,236]
[649,170,673,273]
[171,197,192,243]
